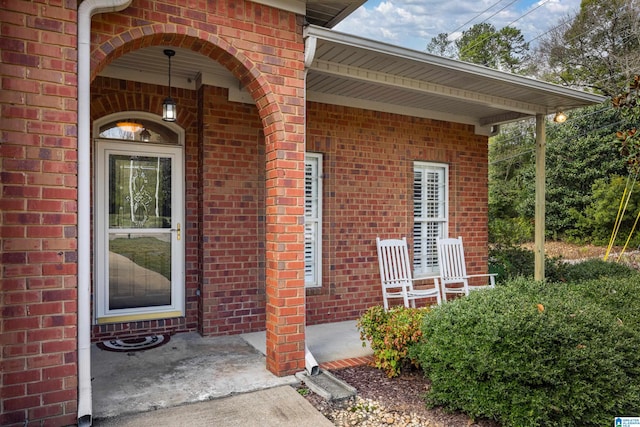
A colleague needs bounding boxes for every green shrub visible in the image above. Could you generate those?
[410,278,640,427]
[357,305,427,378]
[561,258,636,283]
[489,217,533,245]
[489,244,566,283]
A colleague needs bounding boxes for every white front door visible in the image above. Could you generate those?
[95,140,184,323]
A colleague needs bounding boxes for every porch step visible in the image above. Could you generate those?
[296,369,357,401]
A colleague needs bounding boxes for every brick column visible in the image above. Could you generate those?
[0,1,79,425]
[264,137,307,375]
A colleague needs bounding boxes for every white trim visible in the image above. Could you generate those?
[304,152,323,288]
[93,113,186,323]
[94,111,186,143]
[413,161,449,278]
[94,140,185,322]
[251,0,305,15]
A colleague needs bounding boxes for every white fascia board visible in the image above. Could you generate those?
[304,25,606,108]
[251,0,305,15]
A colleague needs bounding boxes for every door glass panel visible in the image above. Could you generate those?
[107,154,173,311]
[109,155,172,229]
[108,233,172,309]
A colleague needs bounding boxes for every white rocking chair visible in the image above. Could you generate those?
[376,237,442,310]
[436,236,496,302]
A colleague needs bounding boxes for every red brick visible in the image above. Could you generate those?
[27,327,64,343]
[42,339,75,353]
[3,291,40,305]
[42,315,75,328]
[42,363,75,380]
[4,369,41,386]
[28,404,63,421]
[27,354,63,369]
[4,316,40,331]
[0,411,27,427]
[1,384,26,400]
[42,388,76,405]
[26,226,63,238]
[41,187,76,200]
[42,263,76,275]
[3,238,41,251]
[3,395,41,411]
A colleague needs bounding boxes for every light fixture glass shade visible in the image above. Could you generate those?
[162,97,177,122]
[553,111,567,123]
[116,121,143,133]
[140,128,151,141]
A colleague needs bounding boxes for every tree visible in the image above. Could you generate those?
[456,23,531,73]
[488,121,536,243]
[536,0,640,96]
[426,32,455,58]
[488,104,636,243]
[427,24,531,74]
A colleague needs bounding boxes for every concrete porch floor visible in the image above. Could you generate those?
[91,320,372,421]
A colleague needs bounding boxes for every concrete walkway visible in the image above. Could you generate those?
[92,320,372,425]
[93,386,333,427]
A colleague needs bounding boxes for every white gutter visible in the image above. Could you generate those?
[77,1,132,425]
[303,34,320,377]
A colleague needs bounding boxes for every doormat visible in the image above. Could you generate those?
[97,334,170,353]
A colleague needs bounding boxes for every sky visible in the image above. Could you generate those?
[335,0,583,52]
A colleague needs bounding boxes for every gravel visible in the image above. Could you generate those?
[300,365,500,427]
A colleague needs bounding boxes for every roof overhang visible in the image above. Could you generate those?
[304,25,606,135]
[100,23,606,137]
[250,1,366,27]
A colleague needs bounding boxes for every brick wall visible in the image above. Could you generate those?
[305,102,490,324]
[1,1,79,425]
[87,82,491,334]
[198,84,267,336]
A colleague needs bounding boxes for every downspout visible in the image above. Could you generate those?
[303,32,320,377]
[77,1,132,425]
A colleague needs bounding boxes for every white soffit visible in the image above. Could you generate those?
[304,25,606,127]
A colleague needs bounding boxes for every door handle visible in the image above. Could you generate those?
[171,223,181,240]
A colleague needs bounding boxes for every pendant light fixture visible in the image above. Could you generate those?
[139,128,151,142]
[553,111,567,123]
[162,49,177,122]
[116,120,143,133]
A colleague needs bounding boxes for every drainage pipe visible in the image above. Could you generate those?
[302,32,320,378]
[305,344,320,376]
[77,1,132,425]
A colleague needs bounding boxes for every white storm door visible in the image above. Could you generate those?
[95,141,184,323]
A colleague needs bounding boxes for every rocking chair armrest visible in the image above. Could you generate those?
[466,273,497,287]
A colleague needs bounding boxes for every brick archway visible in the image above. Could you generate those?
[90,31,286,143]
[89,20,306,376]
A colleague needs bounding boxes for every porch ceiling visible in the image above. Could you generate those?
[98,25,606,135]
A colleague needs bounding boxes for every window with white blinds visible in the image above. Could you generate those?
[413,162,448,277]
[305,153,322,287]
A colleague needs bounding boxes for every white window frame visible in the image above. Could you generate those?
[305,153,323,288]
[413,162,449,278]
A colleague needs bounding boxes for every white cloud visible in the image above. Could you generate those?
[335,0,582,52]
